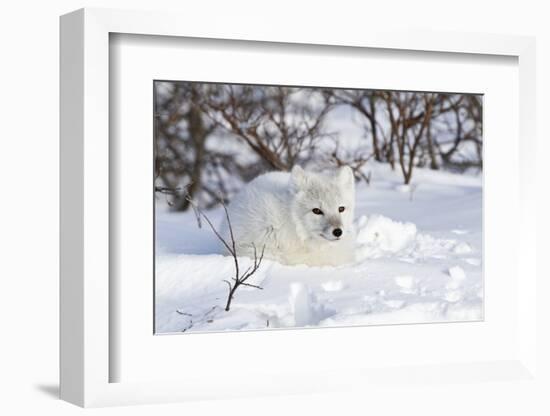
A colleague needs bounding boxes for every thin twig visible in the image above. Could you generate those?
[184,190,265,312]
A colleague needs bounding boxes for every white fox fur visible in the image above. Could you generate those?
[223,165,356,267]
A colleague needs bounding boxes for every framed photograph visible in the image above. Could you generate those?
[153,80,484,335]
[60,8,538,407]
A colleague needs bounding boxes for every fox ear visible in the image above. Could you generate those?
[290,165,308,191]
[338,165,354,187]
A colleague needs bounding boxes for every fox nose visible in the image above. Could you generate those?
[333,228,343,238]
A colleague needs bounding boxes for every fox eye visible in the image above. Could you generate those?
[312,208,323,215]
[339,206,345,213]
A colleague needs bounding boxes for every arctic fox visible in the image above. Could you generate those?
[224,165,356,267]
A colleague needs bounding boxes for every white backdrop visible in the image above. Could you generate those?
[1,1,548,415]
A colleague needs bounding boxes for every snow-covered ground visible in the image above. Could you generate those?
[155,163,483,334]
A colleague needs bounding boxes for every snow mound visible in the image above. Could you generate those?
[354,214,460,261]
[453,242,472,254]
[321,280,345,292]
[355,214,417,255]
[289,283,332,327]
[448,265,467,281]
[394,275,418,294]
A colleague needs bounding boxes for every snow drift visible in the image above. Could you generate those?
[155,163,483,333]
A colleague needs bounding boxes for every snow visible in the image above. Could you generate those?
[453,242,472,254]
[321,280,345,292]
[394,275,418,294]
[155,162,483,334]
[289,283,332,327]
[356,215,418,255]
[448,265,467,281]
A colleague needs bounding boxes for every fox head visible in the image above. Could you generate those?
[290,165,356,243]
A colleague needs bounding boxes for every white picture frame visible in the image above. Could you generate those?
[60,7,538,407]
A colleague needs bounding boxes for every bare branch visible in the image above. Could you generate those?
[183,188,265,312]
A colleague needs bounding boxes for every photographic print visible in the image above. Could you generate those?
[154,81,483,334]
